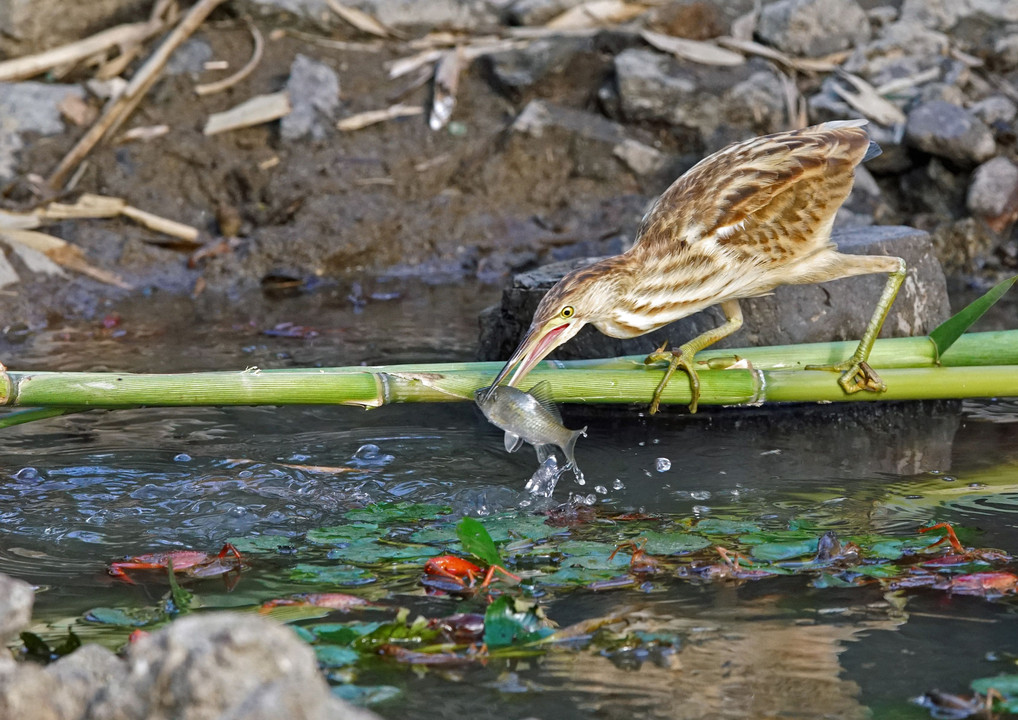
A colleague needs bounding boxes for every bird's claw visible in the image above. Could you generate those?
[806,358,886,394]
[645,342,701,414]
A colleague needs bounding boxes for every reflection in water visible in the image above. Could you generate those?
[2,282,1018,719]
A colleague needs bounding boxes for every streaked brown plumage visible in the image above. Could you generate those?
[484,120,907,413]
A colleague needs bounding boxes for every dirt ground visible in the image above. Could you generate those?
[4,12,675,328]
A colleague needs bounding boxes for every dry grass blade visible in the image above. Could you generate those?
[430,48,463,131]
[715,36,842,73]
[0,19,164,82]
[120,124,171,142]
[337,104,423,131]
[275,28,382,52]
[120,206,200,243]
[831,71,906,126]
[640,29,744,67]
[47,0,228,190]
[779,71,807,128]
[195,20,264,96]
[203,92,292,135]
[546,0,648,29]
[387,49,443,79]
[325,0,393,38]
[874,67,940,98]
[0,228,132,288]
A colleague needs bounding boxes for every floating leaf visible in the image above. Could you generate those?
[478,515,560,542]
[84,606,164,627]
[352,610,440,651]
[327,540,434,563]
[165,558,193,614]
[972,674,1018,696]
[693,518,761,535]
[483,596,551,647]
[289,564,376,586]
[312,621,384,645]
[332,684,401,705]
[307,523,380,545]
[457,517,502,567]
[642,531,711,555]
[931,275,1017,360]
[315,644,360,668]
[748,538,819,562]
[344,502,451,524]
[227,535,304,554]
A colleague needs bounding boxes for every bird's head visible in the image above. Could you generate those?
[483,260,622,397]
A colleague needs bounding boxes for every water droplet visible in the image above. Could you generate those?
[13,467,38,481]
[228,506,247,518]
[691,490,711,500]
[173,453,192,462]
[612,478,625,490]
[350,443,395,467]
[584,493,597,505]
[595,485,607,495]
[692,505,711,515]
[655,457,671,472]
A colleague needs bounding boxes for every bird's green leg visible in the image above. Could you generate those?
[645,300,743,414]
[806,258,907,393]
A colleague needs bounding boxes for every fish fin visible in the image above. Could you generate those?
[527,381,562,423]
[504,432,524,454]
[535,444,555,463]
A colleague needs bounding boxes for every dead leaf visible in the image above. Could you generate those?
[831,71,906,126]
[337,103,423,131]
[640,29,744,66]
[716,36,843,73]
[204,92,291,135]
[324,0,392,38]
[546,0,648,30]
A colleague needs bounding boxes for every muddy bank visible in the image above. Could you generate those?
[1,0,1017,333]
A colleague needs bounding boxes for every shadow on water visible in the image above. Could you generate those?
[2,279,1018,718]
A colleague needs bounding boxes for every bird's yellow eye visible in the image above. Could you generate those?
[560,306,575,318]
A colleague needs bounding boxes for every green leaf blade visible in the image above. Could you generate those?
[930,274,1017,358]
[457,517,502,567]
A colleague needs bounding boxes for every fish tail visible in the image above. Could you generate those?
[563,426,587,470]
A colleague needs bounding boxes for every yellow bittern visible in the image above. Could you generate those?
[483,120,907,413]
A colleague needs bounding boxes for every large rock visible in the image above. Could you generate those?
[756,0,871,57]
[481,36,594,99]
[0,0,147,54]
[967,157,1018,234]
[478,226,950,361]
[0,573,33,646]
[899,0,1018,31]
[613,49,785,142]
[85,613,376,720]
[905,101,997,166]
[0,82,86,181]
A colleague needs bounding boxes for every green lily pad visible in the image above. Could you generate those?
[972,673,1018,701]
[539,566,621,586]
[333,684,401,705]
[408,524,459,545]
[557,541,629,570]
[642,531,711,555]
[227,535,304,554]
[693,518,761,535]
[344,503,451,524]
[312,622,384,645]
[307,523,381,545]
[484,596,552,647]
[748,538,819,562]
[326,540,434,563]
[84,606,164,627]
[352,610,440,651]
[479,515,560,542]
[315,644,360,668]
[289,564,376,585]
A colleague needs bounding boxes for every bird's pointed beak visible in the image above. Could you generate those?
[482,321,574,401]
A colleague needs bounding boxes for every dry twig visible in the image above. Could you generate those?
[337,104,423,131]
[203,92,291,135]
[195,20,264,96]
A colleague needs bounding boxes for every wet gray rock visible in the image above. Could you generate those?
[930,217,1000,273]
[0,574,33,645]
[281,54,340,142]
[164,38,214,77]
[511,99,666,181]
[505,0,586,25]
[349,0,498,31]
[482,35,593,98]
[0,82,86,181]
[995,34,1018,70]
[899,0,1018,31]
[905,101,996,166]
[478,226,950,361]
[969,95,1017,127]
[0,0,147,54]
[843,22,948,87]
[85,612,377,720]
[967,156,1018,234]
[756,0,871,58]
[613,50,783,142]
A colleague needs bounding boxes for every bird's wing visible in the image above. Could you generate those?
[633,122,872,265]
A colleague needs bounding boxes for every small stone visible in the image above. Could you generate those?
[842,22,948,87]
[930,218,999,273]
[350,0,498,31]
[164,38,213,76]
[612,138,667,177]
[281,54,340,141]
[0,82,86,181]
[905,101,996,166]
[900,0,1018,31]
[970,95,1017,126]
[481,36,593,98]
[0,574,33,646]
[967,157,1018,234]
[757,0,871,58]
[505,0,586,25]
[994,34,1018,70]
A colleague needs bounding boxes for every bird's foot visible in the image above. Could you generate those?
[644,341,701,414]
[805,358,886,394]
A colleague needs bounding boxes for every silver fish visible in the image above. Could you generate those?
[474,381,586,480]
